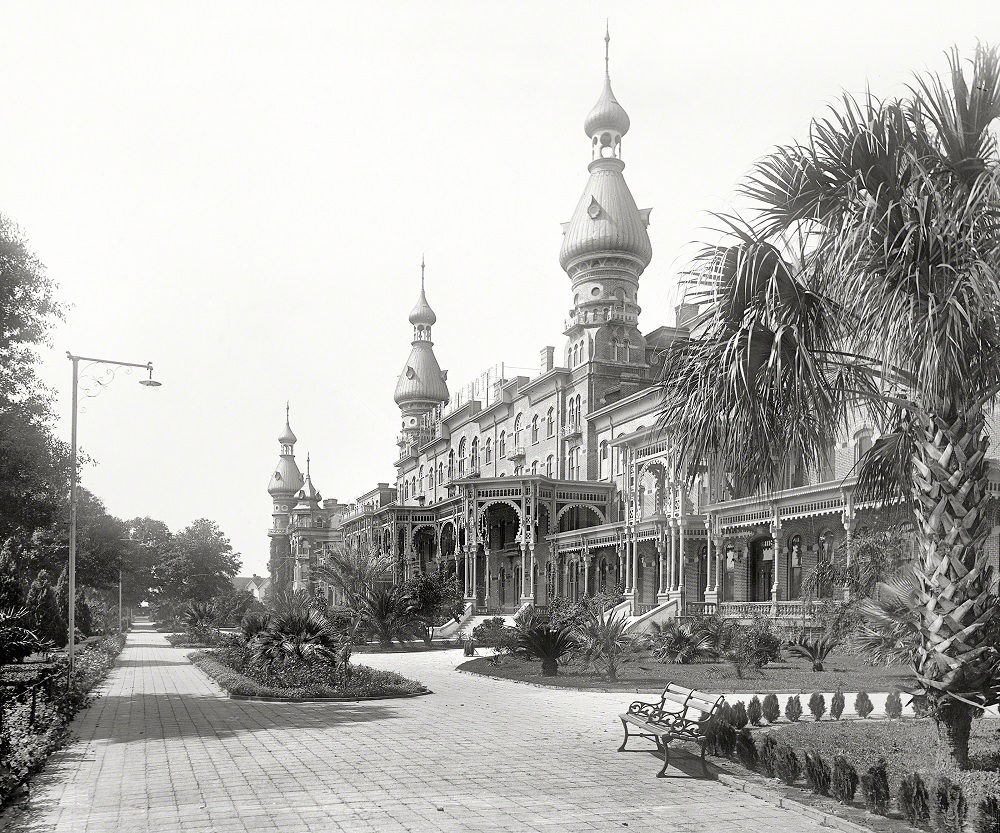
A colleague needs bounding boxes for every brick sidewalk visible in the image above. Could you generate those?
[2,628,831,833]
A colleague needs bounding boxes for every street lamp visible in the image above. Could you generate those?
[67,352,161,675]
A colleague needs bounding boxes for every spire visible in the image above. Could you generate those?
[395,260,449,415]
[408,257,437,332]
[269,406,304,497]
[278,403,297,447]
[584,26,630,158]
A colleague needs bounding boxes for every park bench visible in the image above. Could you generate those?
[617,683,724,777]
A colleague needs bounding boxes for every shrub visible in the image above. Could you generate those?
[831,755,859,805]
[649,620,710,665]
[785,695,802,722]
[240,611,270,638]
[804,750,832,795]
[718,701,734,726]
[572,607,639,682]
[729,617,783,676]
[897,772,930,826]
[808,692,826,721]
[830,688,845,720]
[860,759,891,816]
[932,775,968,833]
[758,734,779,778]
[473,618,520,664]
[516,625,577,676]
[731,701,749,729]
[704,718,737,758]
[854,691,874,719]
[786,631,838,671]
[774,743,801,785]
[974,794,1000,833]
[762,693,780,723]
[735,728,758,770]
[747,696,763,726]
[884,690,903,719]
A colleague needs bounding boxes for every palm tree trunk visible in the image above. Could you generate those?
[910,406,995,770]
[541,658,558,676]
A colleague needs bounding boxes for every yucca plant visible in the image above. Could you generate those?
[251,607,342,667]
[572,607,637,682]
[787,632,838,672]
[350,585,425,648]
[658,45,1000,769]
[0,606,43,664]
[517,624,578,676]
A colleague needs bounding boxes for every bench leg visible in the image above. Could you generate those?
[617,718,630,752]
[656,736,671,777]
[700,741,709,777]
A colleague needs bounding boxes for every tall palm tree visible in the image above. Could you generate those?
[315,544,394,603]
[660,46,1000,768]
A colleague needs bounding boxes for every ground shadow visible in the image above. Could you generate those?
[114,657,193,667]
[617,743,719,780]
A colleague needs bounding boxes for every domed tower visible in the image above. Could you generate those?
[393,259,450,445]
[559,28,651,367]
[290,454,322,593]
[267,404,304,591]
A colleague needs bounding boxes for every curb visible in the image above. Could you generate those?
[715,770,873,833]
[227,688,432,703]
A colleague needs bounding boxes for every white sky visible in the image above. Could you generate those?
[2,1,995,576]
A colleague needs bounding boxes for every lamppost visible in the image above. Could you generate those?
[67,352,161,675]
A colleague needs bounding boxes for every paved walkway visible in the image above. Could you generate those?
[2,628,831,833]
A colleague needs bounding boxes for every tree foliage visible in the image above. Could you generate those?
[150,519,241,611]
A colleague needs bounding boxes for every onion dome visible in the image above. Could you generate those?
[268,455,303,497]
[585,75,630,141]
[559,157,652,273]
[409,288,437,327]
[293,456,321,511]
[394,345,450,406]
[278,420,297,446]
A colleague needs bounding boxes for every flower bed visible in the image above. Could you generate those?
[190,639,426,700]
[1,634,126,806]
[459,651,909,692]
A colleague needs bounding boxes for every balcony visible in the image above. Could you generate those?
[506,445,526,461]
[560,421,582,440]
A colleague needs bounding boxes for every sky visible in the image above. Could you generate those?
[1,1,996,576]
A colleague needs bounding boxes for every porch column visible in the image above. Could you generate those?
[563,558,570,600]
[665,522,675,590]
[631,535,640,600]
[520,547,529,602]
[704,528,713,596]
[769,521,780,616]
[471,546,478,601]
[656,535,666,595]
[843,514,855,602]
[678,523,686,598]
[528,547,536,599]
[583,554,590,597]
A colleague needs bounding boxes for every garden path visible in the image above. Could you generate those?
[2,627,834,833]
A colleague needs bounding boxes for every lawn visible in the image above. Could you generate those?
[460,650,911,693]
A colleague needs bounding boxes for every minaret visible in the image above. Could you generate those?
[559,28,652,365]
[267,404,304,591]
[393,258,450,444]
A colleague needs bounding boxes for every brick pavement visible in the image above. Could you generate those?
[1,627,831,833]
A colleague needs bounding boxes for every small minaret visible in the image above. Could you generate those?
[560,27,651,364]
[267,404,304,591]
[393,258,450,443]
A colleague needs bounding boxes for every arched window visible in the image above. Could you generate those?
[611,338,620,362]
[411,476,416,496]
[485,437,492,464]
[622,338,631,362]
[575,395,582,425]
[429,467,435,489]
[579,341,585,363]
[471,437,479,471]
[600,440,609,460]
[567,446,580,480]
[531,415,539,444]
[531,460,538,475]
[438,462,444,485]
[789,534,802,599]
[448,450,455,479]
[499,431,506,458]
[572,344,578,366]
[513,414,523,448]
[418,466,424,491]
[567,398,575,427]
[546,455,554,478]
[546,407,554,437]
[458,438,467,475]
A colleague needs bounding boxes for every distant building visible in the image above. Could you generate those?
[231,574,271,601]
[266,36,1000,627]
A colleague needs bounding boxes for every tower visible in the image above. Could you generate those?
[559,28,652,368]
[393,259,450,448]
[267,404,304,591]
[289,453,322,592]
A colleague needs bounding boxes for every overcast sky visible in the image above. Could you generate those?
[2,1,995,576]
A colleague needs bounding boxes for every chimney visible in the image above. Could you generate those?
[540,346,555,374]
[675,303,699,328]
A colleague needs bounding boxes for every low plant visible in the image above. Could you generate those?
[860,759,891,816]
[785,695,802,722]
[804,750,832,796]
[774,743,801,785]
[473,619,520,664]
[731,701,749,729]
[831,755,859,805]
[808,692,826,721]
[241,611,271,638]
[884,690,903,719]
[747,695,763,726]
[854,691,873,719]
[758,734,779,778]
[649,620,710,665]
[932,776,968,833]
[516,625,577,676]
[762,693,780,723]
[830,688,845,720]
[786,631,838,672]
[974,794,1000,833]
[897,772,930,826]
[735,728,758,770]
[572,607,638,682]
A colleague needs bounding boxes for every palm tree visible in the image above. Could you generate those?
[516,624,578,676]
[315,544,395,603]
[786,632,838,672]
[649,619,711,665]
[660,46,1000,768]
[252,607,342,668]
[351,585,425,648]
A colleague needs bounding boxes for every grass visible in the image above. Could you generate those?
[460,650,910,693]
[189,651,428,699]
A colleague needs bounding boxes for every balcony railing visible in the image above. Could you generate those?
[506,446,526,461]
[685,601,717,616]
[560,421,582,439]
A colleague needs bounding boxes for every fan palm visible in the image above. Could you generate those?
[351,585,425,648]
[786,632,839,672]
[0,606,43,664]
[649,619,711,665]
[573,607,638,681]
[660,45,1000,768]
[251,607,341,667]
[315,544,394,603]
[517,624,578,676]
